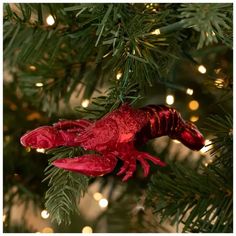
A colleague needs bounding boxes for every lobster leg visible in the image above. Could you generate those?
[117,151,165,181]
[121,157,136,182]
[116,160,129,176]
[140,152,166,167]
[136,156,150,177]
[52,153,117,177]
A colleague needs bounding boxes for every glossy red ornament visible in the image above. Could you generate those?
[20,104,205,181]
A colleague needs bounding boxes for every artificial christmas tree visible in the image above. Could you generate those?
[3,3,233,233]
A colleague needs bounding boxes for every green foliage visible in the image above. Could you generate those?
[43,147,90,225]
[76,80,141,120]
[204,112,233,168]
[179,3,233,49]
[146,163,232,233]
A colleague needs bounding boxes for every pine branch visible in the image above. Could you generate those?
[146,163,232,233]
[43,147,90,225]
[203,111,232,168]
[178,3,233,49]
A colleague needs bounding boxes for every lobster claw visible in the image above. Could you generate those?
[52,154,118,177]
[20,126,65,149]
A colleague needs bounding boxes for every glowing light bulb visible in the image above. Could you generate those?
[46,15,55,26]
[198,65,207,74]
[93,192,103,201]
[190,115,199,122]
[42,227,54,233]
[25,147,31,152]
[200,139,212,154]
[186,88,194,95]
[41,209,50,219]
[214,78,224,88]
[35,82,44,87]
[29,65,37,71]
[82,226,93,234]
[173,140,180,144]
[166,94,174,105]
[36,148,45,153]
[151,29,161,35]
[188,100,199,111]
[116,72,122,80]
[3,214,6,223]
[81,99,89,108]
[99,198,108,208]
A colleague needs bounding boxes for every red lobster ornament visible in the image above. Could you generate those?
[20,104,205,181]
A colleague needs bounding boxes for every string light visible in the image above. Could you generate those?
[214,78,224,88]
[81,99,90,108]
[200,139,212,154]
[29,65,37,71]
[46,15,55,26]
[25,147,31,152]
[198,65,207,74]
[36,148,45,153]
[41,209,50,219]
[188,100,199,111]
[151,29,161,35]
[166,94,174,105]
[116,72,122,80]
[93,192,103,201]
[35,82,44,87]
[173,140,180,144]
[42,227,54,233]
[190,115,199,122]
[82,226,93,234]
[186,88,194,96]
[204,162,209,167]
[99,198,108,208]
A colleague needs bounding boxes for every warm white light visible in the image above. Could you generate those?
[46,15,55,26]
[116,72,122,80]
[190,115,199,122]
[188,100,199,111]
[36,148,45,153]
[35,82,44,87]
[200,139,213,154]
[81,99,89,108]
[93,192,103,201]
[186,88,194,95]
[151,29,161,35]
[99,198,108,208]
[173,140,180,144]
[198,65,207,74]
[41,209,49,219]
[166,94,174,105]
[214,78,224,88]
[42,227,54,233]
[82,226,93,234]
[29,65,37,71]
[3,214,6,222]
[25,147,31,152]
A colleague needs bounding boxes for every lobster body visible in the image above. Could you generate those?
[20,104,205,181]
